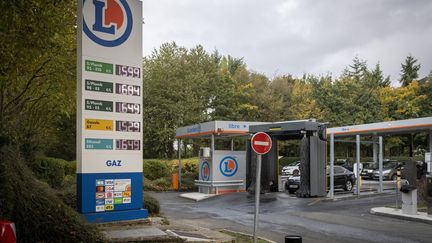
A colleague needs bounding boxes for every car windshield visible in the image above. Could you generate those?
[287,161,299,166]
[383,162,398,169]
[363,163,375,169]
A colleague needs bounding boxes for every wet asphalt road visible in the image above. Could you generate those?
[151,190,432,243]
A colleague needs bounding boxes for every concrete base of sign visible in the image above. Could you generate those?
[179,192,217,202]
[103,227,173,242]
[83,208,148,223]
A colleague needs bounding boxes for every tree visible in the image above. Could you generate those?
[380,81,427,124]
[143,43,220,158]
[310,73,382,127]
[342,56,368,82]
[0,0,76,159]
[400,54,421,86]
[366,63,391,87]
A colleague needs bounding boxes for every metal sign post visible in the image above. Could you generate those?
[251,132,272,243]
[253,154,262,243]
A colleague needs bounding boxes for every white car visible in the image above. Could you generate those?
[281,162,300,176]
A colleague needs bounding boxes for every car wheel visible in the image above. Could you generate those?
[293,169,299,176]
[344,180,353,191]
[391,174,397,181]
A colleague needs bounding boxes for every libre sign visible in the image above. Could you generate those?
[77,0,147,222]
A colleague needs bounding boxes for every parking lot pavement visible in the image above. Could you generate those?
[151,191,432,243]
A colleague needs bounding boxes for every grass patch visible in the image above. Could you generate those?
[220,229,271,243]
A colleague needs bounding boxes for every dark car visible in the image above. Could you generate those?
[360,162,376,179]
[285,166,356,194]
[335,158,353,171]
[372,161,404,180]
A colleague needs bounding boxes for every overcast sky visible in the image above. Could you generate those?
[142,0,432,85]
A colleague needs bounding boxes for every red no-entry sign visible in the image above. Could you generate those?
[251,132,272,155]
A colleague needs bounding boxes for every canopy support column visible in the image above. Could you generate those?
[211,134,215,193]
[178,139,182,192]
[329,133,334,199]
[379,136,383,193]
[356,135,361,197]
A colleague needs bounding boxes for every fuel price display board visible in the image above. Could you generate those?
[77,0,147,222]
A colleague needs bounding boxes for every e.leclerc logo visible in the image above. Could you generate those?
[83,0,133,47]
[201,160,210,181]
[219,156,238,177]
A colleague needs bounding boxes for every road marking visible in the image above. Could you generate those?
[254,141,269,146]
[307,199,322,206]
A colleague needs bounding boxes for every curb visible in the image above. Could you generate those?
[322,192,392,202]
[221,229,276,243]
[370,208,432,225]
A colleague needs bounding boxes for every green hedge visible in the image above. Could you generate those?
[0,146,104,242]
[143,158,199,190]
[31,156,76,189]
[143,193,160,215]
[143,159,170,180]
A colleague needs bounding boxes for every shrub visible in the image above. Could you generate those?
[183,160,198,174]
[31,156,69,188]
[143,159,170,180]
[143,193,160,215]
[0,146,104,242]
[181,171,198,191]
[153,177,171,188]
[56,174,77,210]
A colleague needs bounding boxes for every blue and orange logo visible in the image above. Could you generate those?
[201,160,210,181]
[83,0,133,47]
[219,156,238,177]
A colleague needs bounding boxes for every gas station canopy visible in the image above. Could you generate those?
[327,117,432,136]
[175,121,268,139]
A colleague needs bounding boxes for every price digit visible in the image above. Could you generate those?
[134,67,140,78]
[134,85,140,96]
[133,122,140,132]
[134,140,140,150]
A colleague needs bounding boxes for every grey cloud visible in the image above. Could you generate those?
[143,0,432,84]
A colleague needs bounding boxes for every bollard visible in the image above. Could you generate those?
[397,168,401,190]
[395,167,401,210]
[285,235,302,243]
[359,172,362,191]
[171,173,179,190]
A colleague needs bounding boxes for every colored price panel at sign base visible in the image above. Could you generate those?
[85,119,113,131]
